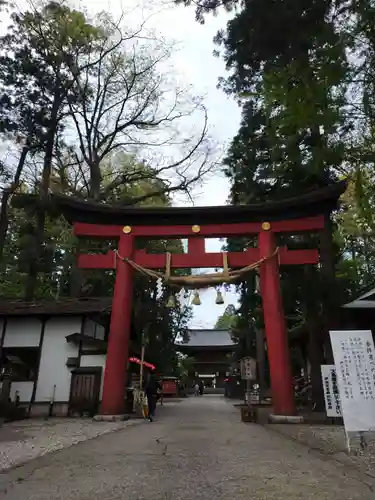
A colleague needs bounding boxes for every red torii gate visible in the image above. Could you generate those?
[76,217,320,417]
[35,183,344,417]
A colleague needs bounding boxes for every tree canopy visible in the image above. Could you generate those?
[0,1,219,374]
[176,0,375,406]
[214,304,237,329]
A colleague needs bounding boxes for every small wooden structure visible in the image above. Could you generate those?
[240,406,257,423]
[162,376,178,397]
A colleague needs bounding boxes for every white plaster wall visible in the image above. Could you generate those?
[80,354,107,399]
[3,318,42,347]
[35,317,81,403]
[83,319,105,340]
[10,381,34,403]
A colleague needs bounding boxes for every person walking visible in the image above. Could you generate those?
[194,382,200,396]
[144,372,160,422]
[199,380,204,396]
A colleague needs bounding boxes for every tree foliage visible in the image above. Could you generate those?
[214,304,237,329]
[177,0,375,406]
[0,1,215,373]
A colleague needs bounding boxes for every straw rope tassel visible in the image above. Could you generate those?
[165,252,172,281]
[223,252,229,279]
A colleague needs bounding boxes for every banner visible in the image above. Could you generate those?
[330,330,375,432]
[321,365,342,417]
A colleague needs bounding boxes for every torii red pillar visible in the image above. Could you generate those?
[101,232,134,415]
[259,223,296,416]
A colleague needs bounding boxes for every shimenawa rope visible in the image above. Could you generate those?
[113,248,279,289]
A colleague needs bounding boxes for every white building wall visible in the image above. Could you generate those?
[35,317,81,403]
[10,381,34,403]
[80,354,107,399]
[3,318,42,347]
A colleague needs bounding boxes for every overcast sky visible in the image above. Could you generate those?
[6,0,242,327]
[116,0,242,327]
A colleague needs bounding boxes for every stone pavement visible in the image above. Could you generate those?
[0,395,374,500]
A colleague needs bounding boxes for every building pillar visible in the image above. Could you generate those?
[259,225,296,416]
[101,232,134,415]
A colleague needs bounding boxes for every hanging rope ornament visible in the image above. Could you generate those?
[215,289,224,305]
[214,257,229,305]
[191,290,201,306]
[114,247,279,290]
[255,272,261,293]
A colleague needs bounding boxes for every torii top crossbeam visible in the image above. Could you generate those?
[15,182,345,271]
[17,181,345,227]
[61,182,344,270]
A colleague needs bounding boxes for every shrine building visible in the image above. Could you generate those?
[340,288,375,333]
[176,329,235,391]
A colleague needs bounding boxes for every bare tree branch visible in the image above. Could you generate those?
[63,13,215,202]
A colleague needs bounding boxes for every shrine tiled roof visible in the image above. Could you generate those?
[177,329,235,348]
[341,285,375,309]
[0,297,112,316]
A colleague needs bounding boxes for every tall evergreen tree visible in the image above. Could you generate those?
[177,0,360,409]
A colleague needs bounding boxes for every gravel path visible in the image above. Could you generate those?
[0,417,143,471]
[268,423,375,479]
[0,396,374,500]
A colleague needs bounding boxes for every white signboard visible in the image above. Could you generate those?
[330,330,375,432]
[321,365,342,417]
[240,357,257,380]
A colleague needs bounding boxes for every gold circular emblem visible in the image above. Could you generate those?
[122,225,132,234]
[192,225,201,233]
[261,222,271,231]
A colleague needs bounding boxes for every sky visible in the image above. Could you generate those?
[6,0,242,327]
[126,1,242,327]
